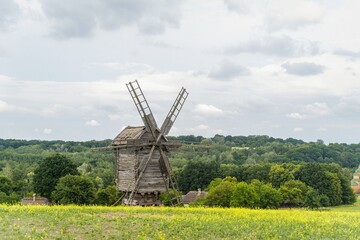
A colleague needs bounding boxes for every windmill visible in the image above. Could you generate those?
[111,80,188,206]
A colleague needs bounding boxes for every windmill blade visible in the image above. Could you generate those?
[159,148,182,205]
[126,80,158,139]
[158,148,172,176]
[160,87,189,136]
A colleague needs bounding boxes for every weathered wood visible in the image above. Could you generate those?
[107,81,188,206]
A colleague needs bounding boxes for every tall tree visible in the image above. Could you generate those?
[251,180,282,209]
[52,175,96,205]
[0,175,12,195]
[177,159,220,193]
[33,154,79,199]
[205,179,237,207]
[230,182,258,208]
[268,164,294,188]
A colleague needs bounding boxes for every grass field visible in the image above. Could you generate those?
[1,202,360,240]
[330,196,360,212]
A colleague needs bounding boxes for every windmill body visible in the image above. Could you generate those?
[112,80,188,206]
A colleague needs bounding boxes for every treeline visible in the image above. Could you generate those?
[0,139,115,203]
[0,135,359,206]
[170,134,360,169]
[175,162,356,208]
[0,139,111,151]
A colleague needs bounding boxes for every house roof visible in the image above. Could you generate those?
[112,126,146,145]
[182,190,207,204]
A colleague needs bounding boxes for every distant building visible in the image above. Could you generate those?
[21,194,50,205]
[351,166,360,194]
[182,188,207,206]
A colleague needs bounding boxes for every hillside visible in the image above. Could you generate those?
[0,135,358,207]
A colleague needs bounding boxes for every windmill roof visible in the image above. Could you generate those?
[112,126,146,145]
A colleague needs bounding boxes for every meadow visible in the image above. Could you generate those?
[1,202,360,240]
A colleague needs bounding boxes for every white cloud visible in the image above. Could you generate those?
[184,124,225,137]
[197,124,209,130]
[107,113,137,121]
[3,1,360,143]
[0,100,29,113]
[85,120,100,126]
[194,104,223,116]
[293,127,304,132]
[286,113,306,120]
[42,104,73,117]
[40,0,183,39]
[223,0,249,14]
[92,62,154,74]
[0,100,10,112]
[0,0,20,29]
[286,103,332,120]
[107,114,122,121]
[43,128,52,134]
[265,0,325,32]
[317,127,327,132]
[225,35,319,57]
[304,102,331,116]
[334,49,360,59]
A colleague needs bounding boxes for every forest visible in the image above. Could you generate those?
[0,135,359,208]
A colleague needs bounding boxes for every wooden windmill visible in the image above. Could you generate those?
[111,80,188,206]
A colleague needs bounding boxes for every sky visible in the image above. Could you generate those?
[1,0,360,143]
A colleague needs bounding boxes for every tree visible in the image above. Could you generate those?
[295,163,346,206]
[269,164,294,188]
[337,173,356,204]
[204,179,236,207]
[279,180,309,207]
[230,182,258,208]
[206,178,223,191]
[234,164,272,183]
[33,154,79,199]
[251,180,282,209]
[0,175,12,195]
[160,189,182,206]
[177,159,220,193]
[280,186,302,208]
[304,188,322,209]
[52,175,96,205]
[95,186,120,206]
[0,192,20,204]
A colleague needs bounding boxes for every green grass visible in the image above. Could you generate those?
[329,196,360,212]
[1,204,360,239]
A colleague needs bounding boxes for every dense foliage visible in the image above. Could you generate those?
[0,135,358,206]
[33,154,79,199]
[0,139,115,204]
[194,170,356,209]
[52,175,96,205]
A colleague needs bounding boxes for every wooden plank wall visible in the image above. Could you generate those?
[116,149,168,193]
[117,152,138,191]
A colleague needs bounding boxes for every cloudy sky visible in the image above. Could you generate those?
[1,0,360,143]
